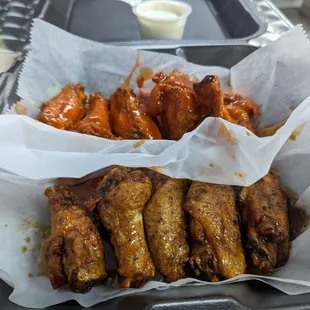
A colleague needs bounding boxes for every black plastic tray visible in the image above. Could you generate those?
[2,43,310,310]
[43,0,267,43]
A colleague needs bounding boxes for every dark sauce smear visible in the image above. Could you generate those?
[286,193,309,241]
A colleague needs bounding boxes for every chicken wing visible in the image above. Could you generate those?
[38,84,87,130]
[146,72,210,140]
[73,93,116,139]
[85,166,155,288]
[184,182,246,280]
[110,54,161,140]
[193,76,259,132]
[42,185,106,293]
[144,173,189,282]
[239,170,290,274]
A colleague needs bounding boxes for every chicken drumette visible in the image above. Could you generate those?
[144,173,189,282]
[73,92,116,139]
[184,182,246,281]
[110,55,162,140]
[239,170,290,274]
[194,76,259,132]
[42,185,106,293]
[85,166,155,288]
[146,72,210,140]
[38,84,87,130]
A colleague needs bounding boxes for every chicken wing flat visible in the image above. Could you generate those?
[42,185,106,293]
[73,93,116,139]
[38,84,87,130]
[144,173,189,282]
[85,166,156,288]
[146,72,210,140]
[184,182,246,280]
[239,170,290,274]
[193,76,259,132]
[189,217,219,281]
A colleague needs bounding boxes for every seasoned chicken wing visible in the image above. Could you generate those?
[42,185,106,293]
[73,93,116,139]
[193,76,259,132]
[144,173,189,282]
[239,170,290,274]
[184,182,246,280]
[110,54,161,140]
[85,166,155,288]
[146,72,210,140]
[38,84,86,130]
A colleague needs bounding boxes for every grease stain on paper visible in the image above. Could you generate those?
[14,102,28,115]
[289,124,305,141]
[234,172,246,179]
[218,123,237,144]
[133,139,145,148]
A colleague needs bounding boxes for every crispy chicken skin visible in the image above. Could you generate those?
[184,182,246,280]
[189,217,219,281]
[193,76,259,132]
[85,166,156,288]
[38,84,87,130]
[73,93,116,139]
[144,173,189,282]
[239,170,290,274]
[42,185,106,293]
[146,72,210,140]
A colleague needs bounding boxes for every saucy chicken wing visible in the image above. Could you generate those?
[146,72,210,140]
[194,76,259,132]
[110,54,161,140]
[184,182,246,280]
[144,173,189,282]
[85,166,156,288]
[73,93,116,139]
[42,185,106,293]
[38,84,87,130]
[239,170,290,274]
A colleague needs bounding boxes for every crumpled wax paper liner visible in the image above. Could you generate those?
[0,20,310,185]
[1,145,310,308]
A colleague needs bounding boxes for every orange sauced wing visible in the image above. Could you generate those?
[109,52,162,140]
[146,72,209,140]
[110,88,162,139]
[38,84,87,130]
[194,76,259,132]
[73,93,117,139]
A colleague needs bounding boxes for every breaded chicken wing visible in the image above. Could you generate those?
[38,84,86,130]
[184,182,246,280]
[194,76,259,132]
[239,170,290,274]
[73,93,116,139]
[146,72,210,140]
[42,185,106,293]
[85,166,155,288]
[144,173,189,282]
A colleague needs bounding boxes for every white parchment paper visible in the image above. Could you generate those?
[1,20,310,185]
[2,19,310,308]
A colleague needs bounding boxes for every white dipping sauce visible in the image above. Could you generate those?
[133,1,192,40]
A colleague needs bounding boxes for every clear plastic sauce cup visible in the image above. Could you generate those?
[133,0,192,40]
